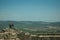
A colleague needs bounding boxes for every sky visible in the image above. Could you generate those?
[0,0,60,22]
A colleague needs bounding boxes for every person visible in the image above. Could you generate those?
[9,23,14,28]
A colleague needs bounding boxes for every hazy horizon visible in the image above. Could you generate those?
[0,0,60,22]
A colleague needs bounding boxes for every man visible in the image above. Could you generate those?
[9,23,14,29]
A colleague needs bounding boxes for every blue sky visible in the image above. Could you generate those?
[0,0,60,22]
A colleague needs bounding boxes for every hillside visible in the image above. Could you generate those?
[0,21,60,34]
[0,21,60,27]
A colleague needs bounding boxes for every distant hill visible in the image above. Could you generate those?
[0,21,60,34]
[0,21,60,28]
